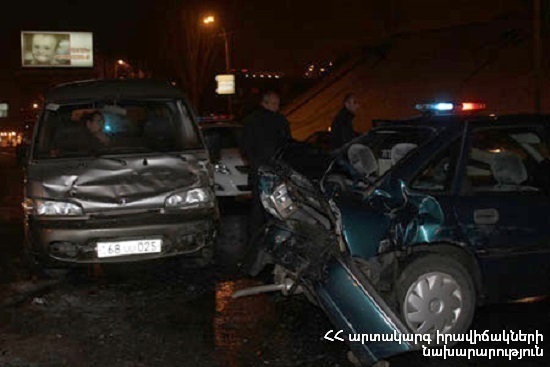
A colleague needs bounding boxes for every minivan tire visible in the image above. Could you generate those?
[22,243,69,280]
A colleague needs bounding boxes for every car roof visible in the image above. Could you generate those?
[373,113,550,130]
[199,122,242,129]
[44,79,187,103]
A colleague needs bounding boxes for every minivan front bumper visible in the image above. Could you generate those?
[25,208,218,265]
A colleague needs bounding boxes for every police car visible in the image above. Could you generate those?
[319,101,550,338]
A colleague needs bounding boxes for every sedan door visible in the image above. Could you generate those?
[454,122,550,301]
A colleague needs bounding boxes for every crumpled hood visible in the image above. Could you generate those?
[26,154,206,212]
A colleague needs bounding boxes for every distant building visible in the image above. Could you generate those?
[303,61,334,79]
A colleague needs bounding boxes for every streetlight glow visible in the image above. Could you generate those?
[201,13,232,114]
[32,103,38,109]
[117,59,126,65]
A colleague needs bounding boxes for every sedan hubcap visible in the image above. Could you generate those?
[403,271,462,335]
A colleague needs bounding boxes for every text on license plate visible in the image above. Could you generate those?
[96,239,162,258]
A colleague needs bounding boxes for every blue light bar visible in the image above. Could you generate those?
[415,102,455,112]
[434,103,454,111]
[415,102,486,114]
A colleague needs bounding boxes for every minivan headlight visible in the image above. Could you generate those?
[165,188,214,209]
[31,199,84,216]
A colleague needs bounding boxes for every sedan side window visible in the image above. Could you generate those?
[410,141,459,193]
[462,127,549,194]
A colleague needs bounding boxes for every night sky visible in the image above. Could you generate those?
[0,0,528,76]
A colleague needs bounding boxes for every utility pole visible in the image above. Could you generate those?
[222,28,233,116]
[534,0,542,113]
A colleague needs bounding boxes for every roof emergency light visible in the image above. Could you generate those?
[434,103,453,111]
[415,102,486,114]
[461,102,486,111]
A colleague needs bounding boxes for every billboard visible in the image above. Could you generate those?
[21,31,93,68]
[215,74,235,95]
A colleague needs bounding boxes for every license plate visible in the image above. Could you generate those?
[96,239,162,258]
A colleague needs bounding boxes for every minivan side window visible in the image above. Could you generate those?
[410,140,460,193]
[462,126,549,194]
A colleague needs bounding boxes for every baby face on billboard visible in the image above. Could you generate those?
[31,34,58,64]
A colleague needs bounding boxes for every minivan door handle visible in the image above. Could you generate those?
[473,208,499,225]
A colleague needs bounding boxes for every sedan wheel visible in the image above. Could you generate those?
[395,254,476,344]
[404,271,462,335]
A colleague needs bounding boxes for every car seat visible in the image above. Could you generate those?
[490,152,536,191]
[143,117,175,150]
[53,124,90,153]
[390,143,418,165]
[347,144,378,177]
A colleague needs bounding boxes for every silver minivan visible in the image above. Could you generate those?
[23,80,218,272]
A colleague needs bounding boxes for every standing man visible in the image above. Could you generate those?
[241,91,291,171]
[240,91,291,273]
[331,93,360,150]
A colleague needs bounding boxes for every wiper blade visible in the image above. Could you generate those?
[91,152,127,166]
[162,152,189,162]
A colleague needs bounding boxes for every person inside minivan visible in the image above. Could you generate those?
[82,111,110,148]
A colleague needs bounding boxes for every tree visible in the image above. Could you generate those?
[163,3,221,111]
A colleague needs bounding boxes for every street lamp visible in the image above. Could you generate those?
[202,15,231,73]
[202,15,233,115]
[115,59,131,79]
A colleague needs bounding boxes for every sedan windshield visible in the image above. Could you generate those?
[343,127,434,178]
[202,126,243,150]
[34,100,202,159]
[201,126,243,162]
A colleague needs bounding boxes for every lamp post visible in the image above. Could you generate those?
[203,16,230,72]
[203,15,233,115]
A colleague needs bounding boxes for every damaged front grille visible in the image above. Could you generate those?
[265,220,338,281]
[38,209,214,229]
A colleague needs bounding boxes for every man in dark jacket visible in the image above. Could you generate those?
[241,91,291,272]
[330,93,359,150]
[241,91,291,170]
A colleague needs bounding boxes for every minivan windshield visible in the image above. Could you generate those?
[34,100,202,159]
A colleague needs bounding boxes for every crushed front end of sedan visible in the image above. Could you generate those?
[237,104,550,365]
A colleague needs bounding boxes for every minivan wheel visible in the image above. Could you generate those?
[24,254,68,280]
[22,242,69,280]
[394,254,476,345]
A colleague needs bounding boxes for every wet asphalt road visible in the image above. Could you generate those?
[1,150,550,367]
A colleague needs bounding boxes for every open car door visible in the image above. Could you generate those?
[313,257,417,365]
